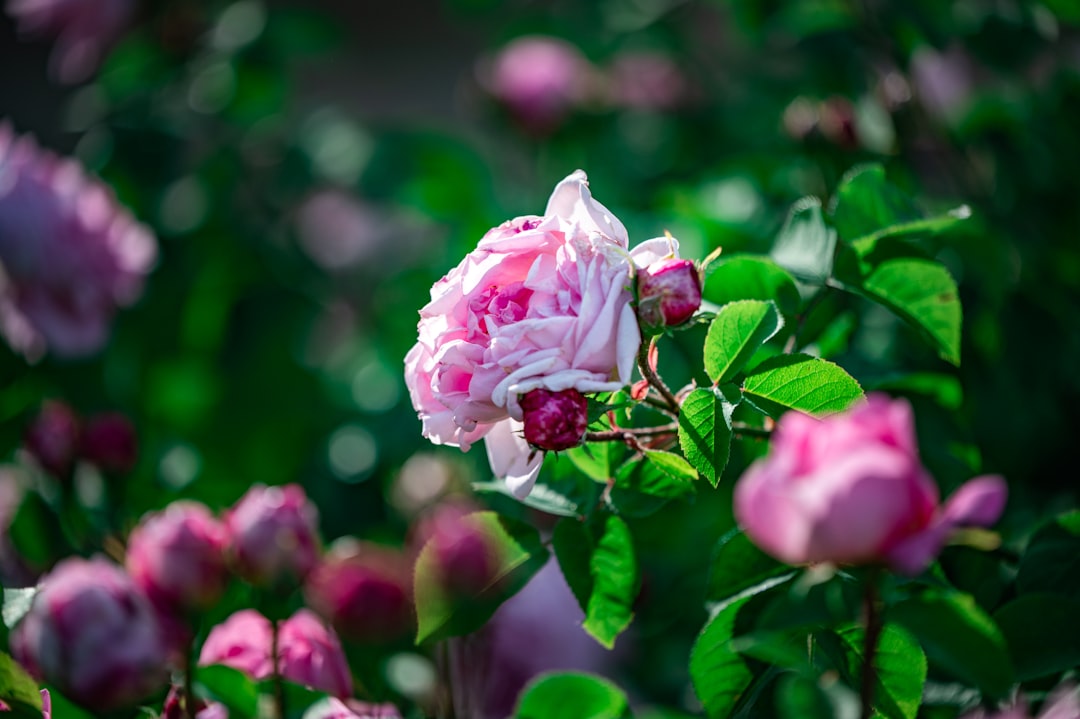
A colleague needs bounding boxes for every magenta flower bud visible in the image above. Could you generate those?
[733,394,1008,575]
[80,412,137,474]
[636,257,702,329]
[10,556,168,712]
[520,388,588,452]
[126,501,229,613]
[304,542,412,644]
[225,484,321,586]
[23,401,80,479]
[413,502,501,596]
[199,609,352,698]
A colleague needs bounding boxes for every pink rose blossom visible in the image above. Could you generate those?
[733,394,1007,575]
[10,557,168,712]
[0,123,156,359]
[4,0,134,84]
[199,609,352,698]
[404,171,641,497]
[225,483,321,586]
[126,501,229,613]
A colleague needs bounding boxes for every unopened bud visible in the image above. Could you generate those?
[636,257,702,329]
[81,413,137,474]
[225,484,321,586]
[413,502,501,596]
[23,401,80,479]
[520,388,588,451]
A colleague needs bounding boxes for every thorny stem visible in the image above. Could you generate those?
[860,572,884,719]
[637,339,680,413]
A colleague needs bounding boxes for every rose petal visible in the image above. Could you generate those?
[484,419,543,498]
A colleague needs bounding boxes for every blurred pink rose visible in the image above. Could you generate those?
[606,51,688,111]
[411,501,502,596]
[10,556,168,712]
[482,36,592,134]
[199,609,352,698]
[0,123,156,359]
[304,541,413,644]
[306,698,403,719]
[4,0,134,84]
[126,501,229,613]
[225,483,321,586]
[733,394,1007,575]
[404,170,641,497]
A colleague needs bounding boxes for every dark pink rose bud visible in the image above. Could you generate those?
[413,502,501,596]
[10,556,168,712]
[304,541,412,644]
[23,401,80,479]
[520,388,588,451]
[636,257,702,329]
[225,484,321,586]
[126,501,229,613]
[80,412,137,474]
[199,609,352,698]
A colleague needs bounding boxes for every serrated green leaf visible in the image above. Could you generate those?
[197,664,259,718]
[994,593,1080,681]
[890,590,1012,700]
[567,442,627,484]
[830,624,927,719]
[583,515,639,649]
[859,259,962,366]
[1016,511,1080,598]
[643,450,697,483]
[678,387,736,487]
[513,672,631,719]
[771,197,837,284]
[706,529,789,608]
[704,300,785,384]
[702,256,801,318]
[741,354,863,417]
[616,455,695,501]
[414,511,549,643]
[0,652,43,719]
[690,594,757,718]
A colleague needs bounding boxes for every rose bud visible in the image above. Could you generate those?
[10,556,169,712]
[520,388,588,452]
[199,609,352,698]
[636,257,702,330]
[126,501,229,613]
[225,483,321,586]
[733,394,1008,575]
[23,401,80,479]
[306,698,403,719]
[304,541,412,644]
[80,412,137,474]
[412,502,501,596]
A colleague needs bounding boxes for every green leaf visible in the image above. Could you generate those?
[583,515,639,649]
[472,480,582,519]
[689,595,757,718]
[704,300,785,384]
[889,590,1012,700]
[1016,511,1080,598]
[994,593,1080,680]
[513,672,631,719]
[702,256,801,318]
[0,652,43,719]
[776,674,859,719]
[741,354,864,418]
[858,259,963,366]
[197,664,259,718]
[705,529,790,609]
[2,587,37,631]
[642,450,697,483]
[771,197,837,284]
[414,511,549,643]
[616,455,695,501]
[678,387,737,487]
[553,518,594,614]
[568,442,627,483]
[829,624,927,719]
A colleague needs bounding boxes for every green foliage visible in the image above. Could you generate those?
[741,353,864,417]
[993,593,1080,681]
[1016,511,1080,598]
[197,665,259,718]
[0,653,43,719]
[704,300,784,384]
[770,198,837,284]
[678,386,737,487]
[513,672,632,719]
[701,257,801,319]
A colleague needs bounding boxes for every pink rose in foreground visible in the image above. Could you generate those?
[4,0,134,83]
[404,171,641,497]
[0,123,156,360]
[733,394,1007,575]
[126,501,229,613]
[10,557,168,712]
[482,36,592,134]
[225,483,321,586]
[199,609,352,698]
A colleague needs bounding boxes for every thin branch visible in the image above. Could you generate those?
[637,339,680,412]
[732,423,771,440]
[585,424,678,442]
[860,573,884,719]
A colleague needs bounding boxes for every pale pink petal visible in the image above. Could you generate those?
[941,475,1008,527]
[485,420,543,498]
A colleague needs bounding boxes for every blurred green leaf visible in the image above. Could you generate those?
[414,511,549,643]
[582,514,639,650]
[702,256,801,318]
[704,300,785,385]
[1016,510,1080,598]
[616,455,695,501]
[0,652,43,719]
[741,354,864,418]
[705,529,790,610]
[197,664,259,718]
[776,674,858,719]
[678,387,737,487]
[568,442,627,483]
[553,518,593,614]
[513,672,631,719]
[827,624,927,719]
[770,198,837,284]
[994,593,1080,681]
[1,587,37,632]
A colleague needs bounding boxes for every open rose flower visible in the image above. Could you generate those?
[0,123,156,360]
[404,171,644,497]
[733,394,1007,575]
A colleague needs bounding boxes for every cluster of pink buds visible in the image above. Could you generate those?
[22,400,138,479]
